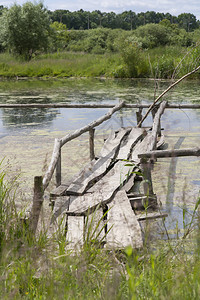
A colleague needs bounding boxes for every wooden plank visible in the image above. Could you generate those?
[136,212,168,221]
[50,196,70,224]
[116,128,146,160]
[106,191,143,249]
[98,127,130,157]
[66,216,84,250]
[50,184,69,197]
[84,207,106,245]
[66,150,115,196]
[65,160,136,216]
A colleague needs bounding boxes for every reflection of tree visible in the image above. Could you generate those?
[2,108,58,128]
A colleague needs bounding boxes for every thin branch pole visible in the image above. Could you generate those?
[137,65,200,127]
[1,103,200,109]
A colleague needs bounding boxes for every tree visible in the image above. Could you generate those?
[0,2,51,60]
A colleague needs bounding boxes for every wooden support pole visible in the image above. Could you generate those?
[89,128,95,161]
[136,108,143,128]
[140,159,154,196]
[151,106,161,136]
[56,148,61,187]
[30,176,44,234]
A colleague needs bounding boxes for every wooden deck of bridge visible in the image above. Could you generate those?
[47,101,168,250]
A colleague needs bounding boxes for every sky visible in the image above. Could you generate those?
[2,0,200,20]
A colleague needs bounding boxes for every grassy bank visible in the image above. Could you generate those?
[1,162,200,299]
[0,45,200,80]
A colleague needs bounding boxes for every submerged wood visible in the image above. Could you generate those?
[138,147,200,159]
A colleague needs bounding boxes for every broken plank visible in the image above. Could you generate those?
[66,149,116,195]
[65,161,136,216]
[106,191,143,249]
[50,196,70,224]
[116,127,146,160]
[98,127,131,158]
[84,207,106,245]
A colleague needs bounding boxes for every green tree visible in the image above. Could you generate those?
[0,2,51,60]
[50,21,69,52]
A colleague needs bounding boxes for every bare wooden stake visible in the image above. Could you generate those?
[89,128,95,161]
[140,159,154,196]
[136,108,143,127]
[30,176,44,234]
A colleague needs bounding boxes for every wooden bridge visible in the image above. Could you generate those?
[27,100,200,250]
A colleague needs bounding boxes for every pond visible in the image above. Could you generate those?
[0,77,200,235]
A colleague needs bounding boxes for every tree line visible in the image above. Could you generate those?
[0,4,200,32]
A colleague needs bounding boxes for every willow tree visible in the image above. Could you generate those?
[0,2,51,60]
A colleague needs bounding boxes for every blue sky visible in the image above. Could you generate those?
[2,0,200,20]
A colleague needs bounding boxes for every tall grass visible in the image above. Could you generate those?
[0,160,200,299]
[0,46,200,79]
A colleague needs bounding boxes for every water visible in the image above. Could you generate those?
[0,77,200,235]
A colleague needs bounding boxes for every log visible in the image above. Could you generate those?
[138,147,200,159]
[43,138,62,190]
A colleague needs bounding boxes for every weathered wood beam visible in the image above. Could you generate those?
[150,101,167,151]
[138,147,200,159]
[1,103,200,109]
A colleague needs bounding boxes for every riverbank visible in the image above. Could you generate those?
[0,46,200,80]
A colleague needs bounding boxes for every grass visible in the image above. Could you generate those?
[1,160,200,299]
[1,46,200,80]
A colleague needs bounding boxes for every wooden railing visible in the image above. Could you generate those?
[42,101,125,190]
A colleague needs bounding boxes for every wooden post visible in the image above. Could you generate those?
[140,158,154,196]
[56,148,61,187]
[30,176,44,234]
[89,128,95,161]
[136,108,143,127]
